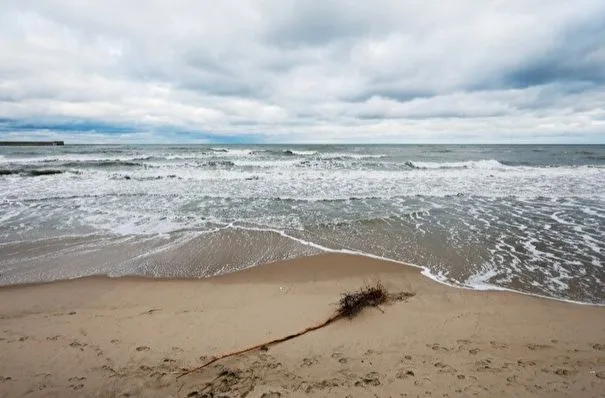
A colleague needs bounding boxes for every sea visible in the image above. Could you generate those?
[0,144,603,304]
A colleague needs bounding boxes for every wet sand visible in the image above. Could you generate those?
[0,253,604,397]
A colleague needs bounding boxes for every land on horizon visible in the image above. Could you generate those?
[0,141,64,146]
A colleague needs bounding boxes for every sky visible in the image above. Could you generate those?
[0,0,604,144]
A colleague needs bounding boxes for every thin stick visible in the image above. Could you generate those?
[178,282,412,380]
[178,312,342,379]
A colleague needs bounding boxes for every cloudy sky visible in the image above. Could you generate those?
[1,0,604,143]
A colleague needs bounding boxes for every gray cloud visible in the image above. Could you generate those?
[504,19,605,88]
[0,0,604,143]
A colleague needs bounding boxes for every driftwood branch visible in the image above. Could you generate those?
[178,281,412,379]
[178,312,342,379]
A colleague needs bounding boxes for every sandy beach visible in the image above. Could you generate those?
[0,253,604,397]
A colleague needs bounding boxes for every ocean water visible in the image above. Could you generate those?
[0,144,603,304]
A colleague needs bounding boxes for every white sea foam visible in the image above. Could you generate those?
[230,225,604,307]
[317,152,386,160]
[290,150,318,155]
[209,148,254,157]
[408,159,508,169]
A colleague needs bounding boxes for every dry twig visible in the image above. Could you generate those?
[178,281,411,379]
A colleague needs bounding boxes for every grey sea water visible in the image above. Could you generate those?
[0,144,603,304]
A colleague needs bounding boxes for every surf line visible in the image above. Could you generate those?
[227,224,604,308]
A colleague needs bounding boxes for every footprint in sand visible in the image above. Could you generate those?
[456,340,472,352]
[69,341,86,349]
[139,365,153,372]
[396,369,415,379]
[429,343,449,351]
[265,360,282,370]
[309,379,342,392]
[136,346,151,352]
[475,359,501,372]
[355,372,381,387]
[434,362,457,374]
[554,368,577,376]
[260,392,282,398]
[592,343,605,351]
[101,365,120,376]
[506,375,517,383]
[490,341,508,349]
[526,343,552,351]
[68,376,86,390]
[301,357,318,367]
[413,377,431,387]
[331,352,349,364]
[517,359,537,367]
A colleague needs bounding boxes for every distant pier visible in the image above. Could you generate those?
[0,141,64,146]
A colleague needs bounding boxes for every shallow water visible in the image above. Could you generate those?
[1,144,603,303]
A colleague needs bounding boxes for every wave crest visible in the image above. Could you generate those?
[406,159,508,170]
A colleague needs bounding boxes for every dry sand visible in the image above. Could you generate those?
[0,253,604,397]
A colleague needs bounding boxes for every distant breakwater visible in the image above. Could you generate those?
[0,141,64,146]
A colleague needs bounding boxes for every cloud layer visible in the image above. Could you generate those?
[1,0,604,143]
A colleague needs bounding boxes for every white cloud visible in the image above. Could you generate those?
[0,0,604,143]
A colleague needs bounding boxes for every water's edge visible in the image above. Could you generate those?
[1,225,603,308]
